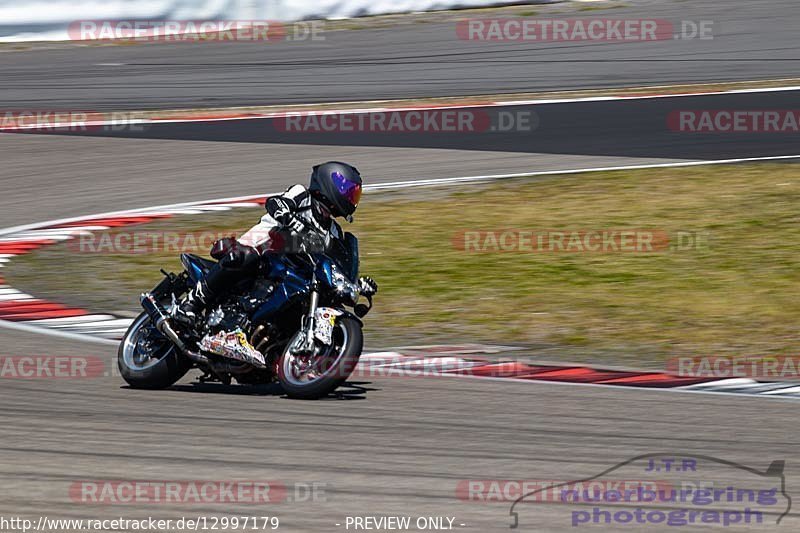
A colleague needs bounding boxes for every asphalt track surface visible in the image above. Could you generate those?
[3,91,800,532]
[3,3,800,531]
[0,0,799,110]
[4,89,800,229]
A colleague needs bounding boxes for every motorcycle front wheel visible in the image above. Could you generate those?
[277,316,363,399]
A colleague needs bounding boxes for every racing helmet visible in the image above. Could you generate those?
[308,161,363,220]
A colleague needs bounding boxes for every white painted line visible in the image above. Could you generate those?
[182,206,234,212]
[9,229,100,238]
[28,314,120,325]
[423,370,800,402]
[0,237,52,243]
[678,377,800,397]
[1,84,799,131]
[33,320,133,331]
[367,155,800,191]
[67,326,129,335]
[140,209,206,216]
[2,235,72,242]
[0,318,118,346]
[0,288,25,295]
[214,202,264,208]
[0,294,34,301]
[117,85,800,126]
[693,383,785,393]
[760,385,800,395]
[679,378,757,389]
[494,84,800,107]
[56,319,134,330]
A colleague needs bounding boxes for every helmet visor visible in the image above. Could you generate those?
[331,171,362,207]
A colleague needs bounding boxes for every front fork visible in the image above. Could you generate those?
[291,289,320,355]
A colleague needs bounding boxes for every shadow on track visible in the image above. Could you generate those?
[129,380,379,400]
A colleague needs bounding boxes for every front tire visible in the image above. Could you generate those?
[278,316,363,399]
[118,311,192,389]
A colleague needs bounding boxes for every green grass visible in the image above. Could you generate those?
[576,2,627,12]
[8,164,800,367]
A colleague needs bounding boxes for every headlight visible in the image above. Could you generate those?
[329,263,359,304]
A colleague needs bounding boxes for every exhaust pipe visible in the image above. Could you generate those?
[140,293,211,365]
[137,294,270,380]
[140,293,187,351]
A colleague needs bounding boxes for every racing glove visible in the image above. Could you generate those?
[358,276,378,296]
[284,216,306,234]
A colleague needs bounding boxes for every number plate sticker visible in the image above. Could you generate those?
[313,307,344,345]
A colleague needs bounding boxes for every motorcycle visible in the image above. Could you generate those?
[117,227,373,399]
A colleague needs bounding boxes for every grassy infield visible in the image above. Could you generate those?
[8,164,800,368]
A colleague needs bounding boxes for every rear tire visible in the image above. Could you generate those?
[278,316,363,399]
[118,312,192,389]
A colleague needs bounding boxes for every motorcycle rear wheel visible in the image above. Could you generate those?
[118,311,192,389]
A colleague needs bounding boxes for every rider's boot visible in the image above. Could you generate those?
[172,279,213,328]
[172,261,239,328]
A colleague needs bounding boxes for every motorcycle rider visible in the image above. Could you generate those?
[175,161,378,326]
